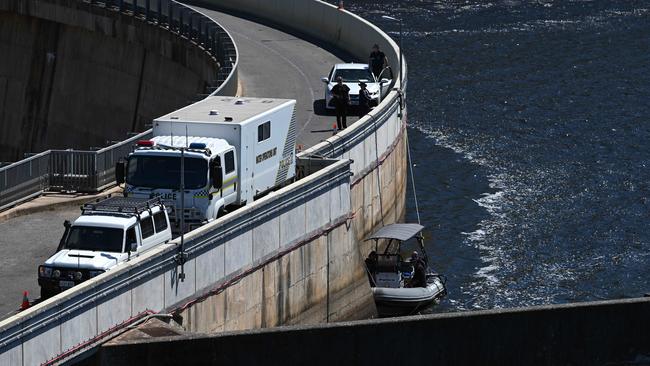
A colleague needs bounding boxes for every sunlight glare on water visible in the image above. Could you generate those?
[343,0,650,311]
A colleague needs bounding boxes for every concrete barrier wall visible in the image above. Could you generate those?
[0,159,367,365]
[100,297,650,366]
[0,0,221,162]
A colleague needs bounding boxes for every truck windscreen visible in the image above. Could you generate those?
[64,227,124,252]
[126,156,208,189]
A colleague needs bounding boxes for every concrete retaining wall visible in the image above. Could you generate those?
[100,297,650,366]
[0,1,407,364]
[0,159,370,366]
[0,0,220,162]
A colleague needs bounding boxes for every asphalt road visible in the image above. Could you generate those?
[194,5,361,148]
[0,7,356,319]
[0,206,80,317]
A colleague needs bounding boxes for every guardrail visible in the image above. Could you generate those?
[0,158,353,366]
[0,0,239,212]
[0,130,152,211]
[0,1,406,364]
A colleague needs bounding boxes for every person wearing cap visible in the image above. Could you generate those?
[358,81,372,118]
[331,76,350,130]
[369,44,388,79]
[407,251,427,288]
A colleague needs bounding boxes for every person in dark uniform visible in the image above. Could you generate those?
[369,44,388,79]
[365,250,378,286]
[331,76,350,130]
[358,81,372,118]
[407,251,427,288]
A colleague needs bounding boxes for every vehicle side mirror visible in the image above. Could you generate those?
[129,242,137,252]
[63,220,71,229]
[320,77,329,83]
[211,164,223,189]
[115,160,126,184]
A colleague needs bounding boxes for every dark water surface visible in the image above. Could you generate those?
[346,0,650,311]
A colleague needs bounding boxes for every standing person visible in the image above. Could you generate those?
[358,81,372,118]
[331,76,350,130]
[369,44,388,79]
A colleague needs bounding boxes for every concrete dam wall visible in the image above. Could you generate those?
[0,0,219,162]
[0,1,407,364]
[100,297,650,366]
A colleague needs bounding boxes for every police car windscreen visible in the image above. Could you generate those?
[127,156,207,189]
[334,68,374,82]
[65,227,124,253]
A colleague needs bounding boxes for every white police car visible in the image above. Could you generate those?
[320,63,391,110]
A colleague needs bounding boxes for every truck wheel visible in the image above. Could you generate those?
[40,287,54,300]
[217,207,226,218]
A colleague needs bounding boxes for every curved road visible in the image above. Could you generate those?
[194,5,362,148]
[0,6,360,318]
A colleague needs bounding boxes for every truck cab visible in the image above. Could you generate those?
[38,197,171,299]
[118,137,238,233]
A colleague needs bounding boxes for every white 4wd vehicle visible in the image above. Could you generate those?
[38,196,171,299]
[320,63,392,109]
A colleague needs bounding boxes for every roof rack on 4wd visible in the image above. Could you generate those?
[81,196,164,215]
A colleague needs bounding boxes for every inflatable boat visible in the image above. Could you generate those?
[364,223,447,316]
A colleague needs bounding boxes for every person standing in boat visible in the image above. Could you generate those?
[407,251,427,288]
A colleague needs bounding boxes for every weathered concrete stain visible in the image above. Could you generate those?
[0,0,218,161]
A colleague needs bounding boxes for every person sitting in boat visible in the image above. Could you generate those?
[407,251,427,288]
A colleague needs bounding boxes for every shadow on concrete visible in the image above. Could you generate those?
[313,99,334,116]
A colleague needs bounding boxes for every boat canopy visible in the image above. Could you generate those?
[365,223,424,242]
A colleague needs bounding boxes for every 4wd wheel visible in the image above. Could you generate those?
[40,287,54,300]
[216,207,226,218]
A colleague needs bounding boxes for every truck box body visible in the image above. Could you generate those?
[152,97,297,204]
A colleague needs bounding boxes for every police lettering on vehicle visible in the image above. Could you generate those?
[279,154,293,168]
[256,147,277,164]
[149,192,177,200]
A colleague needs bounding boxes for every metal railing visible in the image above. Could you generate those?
[0,152,50,211]
[0,130,153,211]
[0,0,238,212]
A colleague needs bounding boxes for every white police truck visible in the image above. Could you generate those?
[116,97,297,233]
[38,197,171,299]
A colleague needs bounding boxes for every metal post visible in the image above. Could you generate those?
[119,0,124,12]
[157,0,161,24]
[399,19,403,90]
[132,0,137,16]
[187,11,191,38]
[199,19,204,45]
[145,0,150,21]
[381,15,403,89]
[215,29,221,56]
[168,0,173,28]
[179,147,186,281]
[326,232,330,323]
[179,9,184,35]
